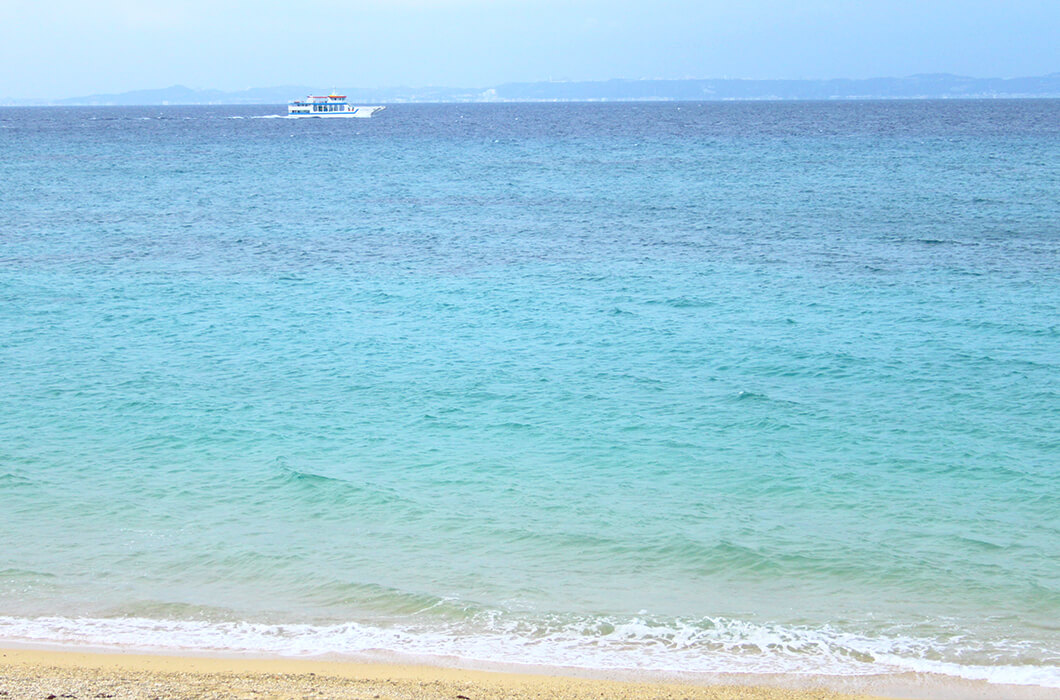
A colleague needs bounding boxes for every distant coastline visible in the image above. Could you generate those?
[3,73,1059,106]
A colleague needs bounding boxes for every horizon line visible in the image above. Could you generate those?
[4,72,1060,106]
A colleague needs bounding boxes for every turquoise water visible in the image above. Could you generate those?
[0,102,1058,689]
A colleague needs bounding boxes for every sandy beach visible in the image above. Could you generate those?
[0,648,891,700]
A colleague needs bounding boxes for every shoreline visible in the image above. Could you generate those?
[0,646,887,700]
[1,647,1053,700]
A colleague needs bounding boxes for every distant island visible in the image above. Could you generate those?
[4,74,1060,106]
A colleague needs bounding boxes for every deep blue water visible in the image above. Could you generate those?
[0,101,1058,689]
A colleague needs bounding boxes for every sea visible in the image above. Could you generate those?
[0,100,1057,696]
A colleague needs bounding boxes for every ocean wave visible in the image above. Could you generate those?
[0,472,34,488]
[0,613,1054,688]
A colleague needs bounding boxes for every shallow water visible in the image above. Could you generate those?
[0,101,1058,688]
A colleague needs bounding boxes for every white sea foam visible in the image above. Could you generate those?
[0,615,1055,689]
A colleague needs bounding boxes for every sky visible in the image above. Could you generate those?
[1,0,1058,98]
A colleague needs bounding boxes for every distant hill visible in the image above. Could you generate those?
[492,74,1060,101]
[5,74,1059,106]
[12,85,487,106]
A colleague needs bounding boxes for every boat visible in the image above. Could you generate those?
[288,92,385,118]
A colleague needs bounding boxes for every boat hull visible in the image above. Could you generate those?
[288,106,385,119]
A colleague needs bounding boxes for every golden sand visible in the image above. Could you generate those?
[0,648,889,700]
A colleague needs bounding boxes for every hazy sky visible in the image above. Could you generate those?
[2,0,1058,98]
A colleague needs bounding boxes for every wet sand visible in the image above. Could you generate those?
[0,648,885,700]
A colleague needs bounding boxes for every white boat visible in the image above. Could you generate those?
[288,92,385,118]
